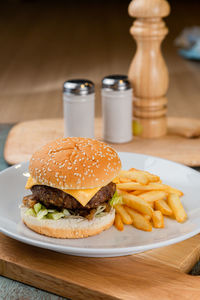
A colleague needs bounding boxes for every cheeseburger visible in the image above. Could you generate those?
[21,137,121,238]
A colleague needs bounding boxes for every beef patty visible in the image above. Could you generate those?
[29,182,116,210]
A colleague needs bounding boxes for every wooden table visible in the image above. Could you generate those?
[0,0,199,123]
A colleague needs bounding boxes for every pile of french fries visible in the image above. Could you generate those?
[114,168,187,232]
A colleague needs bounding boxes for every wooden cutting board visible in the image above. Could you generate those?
[4,117,200,166]
[1,233,200,299]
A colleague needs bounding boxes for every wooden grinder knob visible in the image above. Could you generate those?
[128,0,170,138]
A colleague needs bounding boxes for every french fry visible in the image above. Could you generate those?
[152,211,164,228]
[167,186,183,197]
[168,193,187,223]
[117,182,183,196]
[114,167,185,233]
[114,213,124,231]
[131,190,144,196]
[120,170,148,185]
[144,214,151,221]
[129,168,160,182]
[119,177,132,183]
[119,191,153,217]
[114,204,132,225]
[125,206,152,231]
[149,202,154,209]
[155,199,173,216]
[117,182,165,191]
[139,191,167,202]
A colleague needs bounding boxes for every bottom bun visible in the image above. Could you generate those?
[21,206,115,239]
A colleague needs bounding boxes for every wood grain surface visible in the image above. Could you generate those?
[4,118,200,166]
[0,1,199,123]
[1,232,200,299]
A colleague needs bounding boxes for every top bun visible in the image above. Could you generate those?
[29,137,121,189]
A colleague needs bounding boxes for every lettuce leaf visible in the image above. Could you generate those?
[25,208,36,217]
[94,204,107,218]
[47,212,65,220]
[34,203,42,214]
[37,209,48,220]
[27,202,71,220]
[109,191,123,207]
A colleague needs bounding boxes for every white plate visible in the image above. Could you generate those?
[0,152,200,257]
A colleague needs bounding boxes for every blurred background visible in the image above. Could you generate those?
[0,0,199,123]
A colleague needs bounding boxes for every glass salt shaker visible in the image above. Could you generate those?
[101,75,133,143]
[63,79,95,138]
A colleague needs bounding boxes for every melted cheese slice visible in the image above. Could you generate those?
[25,176,101,207]
[112,177,119,184]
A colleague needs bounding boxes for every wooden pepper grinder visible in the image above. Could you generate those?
[128,0,170,138]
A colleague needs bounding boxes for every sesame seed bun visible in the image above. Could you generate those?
[21,206,115,239]
[29,137,121,189]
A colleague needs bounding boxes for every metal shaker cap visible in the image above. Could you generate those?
[102,75,131,91]
[63,79,94,95]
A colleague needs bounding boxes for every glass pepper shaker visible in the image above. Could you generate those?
[63,79,95,138]
[101,75,133,143]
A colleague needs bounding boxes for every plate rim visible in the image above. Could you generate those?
[1,223,200,255]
